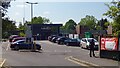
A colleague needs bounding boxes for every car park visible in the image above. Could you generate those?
[80,38,99,49]
[65,38,81,46]
[10,40,42,51]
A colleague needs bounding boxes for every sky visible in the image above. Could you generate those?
[5,0,114,26]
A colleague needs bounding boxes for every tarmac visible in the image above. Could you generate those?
[67,50,119,67]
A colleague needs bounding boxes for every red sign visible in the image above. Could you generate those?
[101,38,118,51]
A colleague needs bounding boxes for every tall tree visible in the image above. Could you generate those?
[78,15,97,30]
[1,0,12,17]
[29,16,51,24]
[64,19,77,34]
[96,18,109,30]
[104,1,120,35]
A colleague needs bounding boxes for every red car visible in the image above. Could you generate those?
[12,37,26,42]
[9,35,19,43]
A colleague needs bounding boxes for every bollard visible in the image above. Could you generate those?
[33,42,36,51]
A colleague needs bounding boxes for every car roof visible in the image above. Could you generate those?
[12,40,25,43]
[9,35,19,38]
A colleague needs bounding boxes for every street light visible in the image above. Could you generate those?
[26,2,38,22]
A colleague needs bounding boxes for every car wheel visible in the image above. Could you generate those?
[86,46,89,49]
[81,44,83,48]
[14,46,19,51]
[81,46,83,49]
[58,42,60,44]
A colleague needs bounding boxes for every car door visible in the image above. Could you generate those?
[81,38,87,48]
[19,42,31,49]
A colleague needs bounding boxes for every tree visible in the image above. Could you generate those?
[78,15,97,30]
[96,18,109,30]
[104,1,120,35]
[64,19,77,34]
[2,18,17,38]
[1,1,13,17]
[29,16,51,24]
[18,22,25,37]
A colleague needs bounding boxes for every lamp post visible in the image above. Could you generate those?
[0,1,2,42]
[25,2,38,44]
[26,2,38,22]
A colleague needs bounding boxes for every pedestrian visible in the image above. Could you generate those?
[89,39,95,57]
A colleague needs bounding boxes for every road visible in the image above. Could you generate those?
[1,41,118,67]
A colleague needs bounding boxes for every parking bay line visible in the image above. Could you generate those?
[0,59,6,67]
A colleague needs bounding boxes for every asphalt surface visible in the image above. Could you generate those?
[1,41,119,67]
[2,41,80,66]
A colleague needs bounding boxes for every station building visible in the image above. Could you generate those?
[27,24,62,40]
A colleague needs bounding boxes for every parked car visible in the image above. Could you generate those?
[9,35,20,43]
[48,35,57,41]
[10,40,42,51]
[65,38,81,46]
[56,37,70,44]
[12,37,26,42]
[80,38,99,49]
[51,36,60,43]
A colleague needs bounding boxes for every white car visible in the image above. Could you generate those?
[80,38,99,49]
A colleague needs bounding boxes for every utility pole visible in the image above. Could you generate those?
[0,1,2,42]
[26,2,38,22]
[25,2,38,44]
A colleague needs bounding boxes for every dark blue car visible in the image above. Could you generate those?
[64,38,81,46]
[10,40,42,51]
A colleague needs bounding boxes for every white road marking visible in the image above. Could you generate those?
[65,56,99,66]
[0,59,6,67]
[65,56,89,66]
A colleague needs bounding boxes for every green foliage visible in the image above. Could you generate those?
[78,15,97,30]
[29,16,51,24]
[2,18,17,38]
[18,22,26,37]
[64,19,77,34]
[96,18,109,30]
[19,32,25,37]
[104,1,120,35]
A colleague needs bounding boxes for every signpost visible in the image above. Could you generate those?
[25,25,33,43]
[85,32,92,38]
[99,35,119,60]
[0,1,2,60]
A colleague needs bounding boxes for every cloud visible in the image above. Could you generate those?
[52,21,65,25]
[16,4,27,8]
[43,11,50,15]
[15,12,20,16]
[12,0,112,2]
